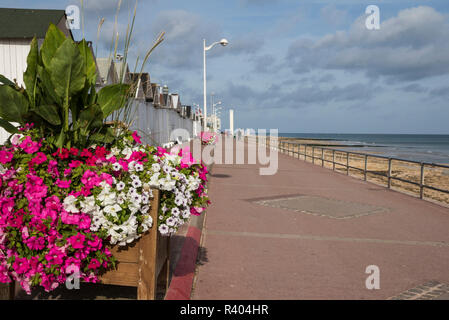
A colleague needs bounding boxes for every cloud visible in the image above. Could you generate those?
[252,54,276,73]
[82,0,157,15]
[320,5,348,26]
[222,80,378,111]
[147,10,222,70]
[239,0,273,7]
[286,6,449,81]
[401,83,428,93]
[430,86,449,98]
[227,34,265,56]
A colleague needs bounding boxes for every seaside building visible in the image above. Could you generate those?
[0,8,72,87]
[0,8,73,144]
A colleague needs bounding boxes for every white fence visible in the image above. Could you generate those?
[127,99,199,146]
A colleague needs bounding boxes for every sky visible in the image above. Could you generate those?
[3,0,449,134]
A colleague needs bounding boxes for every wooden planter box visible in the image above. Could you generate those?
[0,189,170,300]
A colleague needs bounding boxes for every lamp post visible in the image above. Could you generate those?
[203,38,228,132]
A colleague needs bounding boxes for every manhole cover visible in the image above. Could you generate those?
[255,195,388,219]
[389,281,449,300]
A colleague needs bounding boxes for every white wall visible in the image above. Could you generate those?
[0,39,31,144]
[0,39,30,87]
[128,100,199,146]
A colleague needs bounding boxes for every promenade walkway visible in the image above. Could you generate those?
[191,139,449,300]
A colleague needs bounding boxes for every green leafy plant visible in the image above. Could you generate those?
[0,24,131,148]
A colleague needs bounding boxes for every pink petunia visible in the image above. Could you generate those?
[0,150,13,164]
[88,258,101,269]
[25,236,46,250]
[87,236,102,250]
[100,172,113,185]
[30,152,47,166]
[78,215,91,230]
[68,233,86,249]
[81,170,100,189]
[19,136,40,154]
[69,160,82,168]
[61,210,80,225]
[12,257,30,274]
[132,131,142,144]
[47,160,59,177]
[56,179,71,189]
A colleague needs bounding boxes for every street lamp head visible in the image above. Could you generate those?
[220,38,229,46]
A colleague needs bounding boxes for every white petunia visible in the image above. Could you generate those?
[130,193,142,204]
[128,161,136,172]
[166,217,176,227]
[141,205,150,214]
[103,204,122,217]
[141,194,149,205]
[158,224,169,235]
[112,163,122,171]
[131,179,142,188]
[171,207,180,216]
[135,163,144,172]
[182,210,191,219]
[111,147,120,156]
[174,197,183,206]
[116,181,126,191]
[63,195,79,213]
[117,193,126,205]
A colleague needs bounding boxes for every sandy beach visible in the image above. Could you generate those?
[278,137,449,206]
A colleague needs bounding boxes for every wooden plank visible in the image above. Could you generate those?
[155,234,169,276]
[137,189,160,300]
[109,243,139,263]
[99,262,139,287]
[0,282,14,300]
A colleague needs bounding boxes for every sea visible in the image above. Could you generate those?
[279,133,449,164]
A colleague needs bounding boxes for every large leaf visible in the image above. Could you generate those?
[77,40,97,87]
[40,24,66,69]
[23,37,39,106]
[0,85,29,123]
[0,74,15,87]
[49,39,86,100]
[37,65,59,105]
[97,84,130,118]
[76,105,104,131]
[0,119,18,134]
[34,105,61,125]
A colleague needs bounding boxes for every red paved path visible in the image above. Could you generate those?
[191,140,449,300]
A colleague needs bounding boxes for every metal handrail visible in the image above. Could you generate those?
[250,136,449,200]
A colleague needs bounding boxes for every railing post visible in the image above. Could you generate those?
[312,146,315,164]
[332,150,335,171]
[420,163,424,199]
[321,148,324,167]
[388,158,392,189]
[364,154,368,181]
[346,152,349,175]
